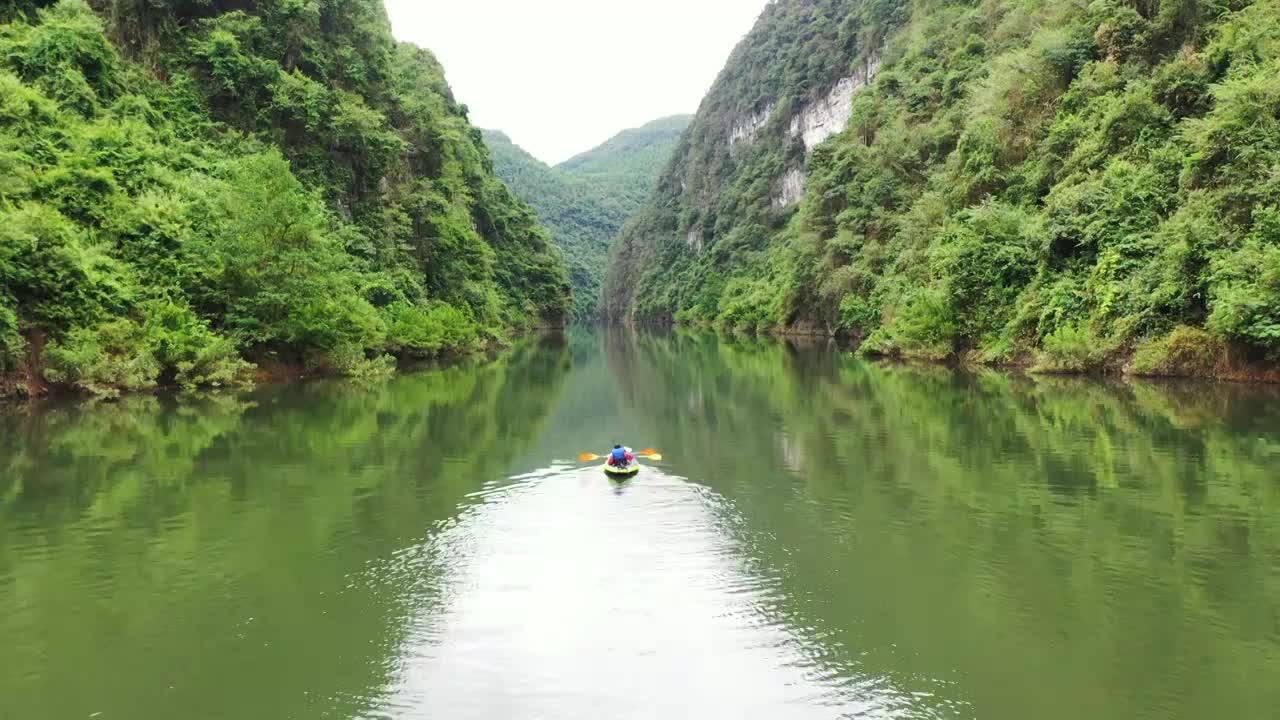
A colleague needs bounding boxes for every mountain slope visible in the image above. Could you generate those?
[605,0,894,322]
[557,114,693,211]
[484,115,690,317]
[483,129,625,318]
[0,0,567,397]
[607,0,1280,376]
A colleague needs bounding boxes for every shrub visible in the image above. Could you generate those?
[325,342,395,379]
[1180,58,1280,220]
[931,202,1037,343]
[1032,324,1110,373]
[181,151,388,353]
[837,292,879,334]
[1202,3,1280,77]
[3,0,123,115]
[43,318,159,397]
[385,300,480,357]
[285,292,387,354]
[965,28,1082,166]
[1103,191,1222,339]
[1091,0,1150,62]
[716,277,784,332]
[41,300,253,395]
[1130,325,1223,377]
[0,302,23,372]
[141,299,252,389]
[0,70,60,141]
[1153,53,1211,119]
[0,202,134,329]
[1204,203,1280,348]
[861,288,957,360]
[1206,234,1280,351]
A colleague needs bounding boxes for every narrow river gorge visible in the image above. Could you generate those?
[2,328,1278,719]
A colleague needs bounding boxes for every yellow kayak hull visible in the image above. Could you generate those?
[603,462,640,478]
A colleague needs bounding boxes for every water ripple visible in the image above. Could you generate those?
[328,463,932,719]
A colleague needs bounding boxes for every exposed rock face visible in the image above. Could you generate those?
[603,0,893,322]
[686,227,703,253]
[773,167,806,208]
[769,53,882,208]
[788,54,881,151]
[728,103,775,154]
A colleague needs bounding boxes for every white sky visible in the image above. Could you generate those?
[384,0,768,165]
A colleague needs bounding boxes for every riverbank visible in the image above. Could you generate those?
[620,317,1280,384]
[0,327,562,403]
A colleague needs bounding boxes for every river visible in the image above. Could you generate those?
[2,328,1278,719]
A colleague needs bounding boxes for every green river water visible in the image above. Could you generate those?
[2,328,1278,719]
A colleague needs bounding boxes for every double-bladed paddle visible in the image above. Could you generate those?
[577,448,663,462]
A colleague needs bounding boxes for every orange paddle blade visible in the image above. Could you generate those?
[638,448,660,456]
[577,453,601,462]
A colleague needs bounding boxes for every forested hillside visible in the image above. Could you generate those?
[484,116,690,318]
[0,0,568,398]
[607,0,1280,378]
[558,114,694,211]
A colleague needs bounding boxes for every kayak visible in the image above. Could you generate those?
[603,462,640,479]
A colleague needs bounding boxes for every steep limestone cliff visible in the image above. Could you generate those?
[606,0,897,322]
[607,0,1280,378]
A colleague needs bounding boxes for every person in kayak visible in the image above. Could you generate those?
[607,444,634,468]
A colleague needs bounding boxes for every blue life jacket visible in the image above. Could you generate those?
[611,447,627,463]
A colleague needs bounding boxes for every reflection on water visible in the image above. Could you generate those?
[1,328,1278,719]
[377,468,914,719]
[0,337,573,720]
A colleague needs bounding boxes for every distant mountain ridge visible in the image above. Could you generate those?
[484,115,691,318]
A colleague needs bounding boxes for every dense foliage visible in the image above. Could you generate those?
[0,0,568,397]
[483,116,689,318]
[607,0,1280,376]
[557,114,694,211]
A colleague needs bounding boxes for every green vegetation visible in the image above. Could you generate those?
[1129,324,1224,377]
[606,0,1280,377]
[483,115,690,318]
[0,0,568,398]
[557,114,693,209]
